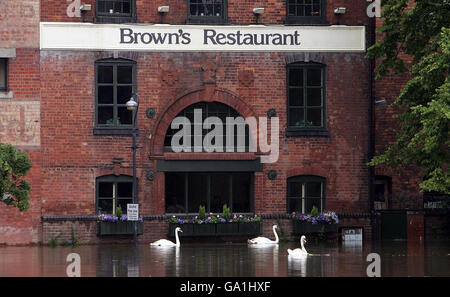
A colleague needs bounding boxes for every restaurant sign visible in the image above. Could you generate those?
[40,22,365,52]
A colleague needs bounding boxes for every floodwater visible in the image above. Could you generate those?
[0,240,448,277]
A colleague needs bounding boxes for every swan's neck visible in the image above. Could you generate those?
[175,230,180,247]
[273,227,279,243]
[300,239,307,253]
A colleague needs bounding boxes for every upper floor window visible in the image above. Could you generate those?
[95,0,136,23]
[188,0,227,23]
[287,62,326,132]
[286,0,327,24]
[95,59,136,129]
[287,175,326,214]
[0,59,7,92]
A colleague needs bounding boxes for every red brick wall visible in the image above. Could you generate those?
[41,0,370,26]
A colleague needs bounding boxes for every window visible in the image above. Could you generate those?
[374,176,391,210]
[286,0,327,24]
[96,175,134,215]
[166,172,253,214]
[188,0,227,23]
[287,62,326,132]
[0,59,7,92]
[164,102,251,152]
[287,176,325,214]
[95,59,136,129]
[95,0,136,23]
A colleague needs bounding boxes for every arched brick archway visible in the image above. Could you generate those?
[150,87,258,155]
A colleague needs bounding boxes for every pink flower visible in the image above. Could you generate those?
[233,214,237,219]
[208,216,211,220]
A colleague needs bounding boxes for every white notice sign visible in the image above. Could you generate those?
[127,204,139,221]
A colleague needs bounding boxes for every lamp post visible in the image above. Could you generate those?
[126,94,139,248]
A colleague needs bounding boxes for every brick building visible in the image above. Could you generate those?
[0,0,442,245]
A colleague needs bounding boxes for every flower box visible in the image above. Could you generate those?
[169,222,261,237]
[292,221,338,235]
[98,221,143,236]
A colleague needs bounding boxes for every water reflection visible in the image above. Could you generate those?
[0,240,448,277]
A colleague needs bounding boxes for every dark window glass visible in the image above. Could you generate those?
[287,0,322,17]
[287,64,325,129]
[287,176,325,214]
[97,0,132,15]
[0,59,7,91]
[96,59,136,128]
[96,175,134,215]
[188,0,226,21]
[166,172,252,214]
[164,102,251,153]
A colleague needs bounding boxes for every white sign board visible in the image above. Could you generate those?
[127,204,139,221]
[40,22,365,52]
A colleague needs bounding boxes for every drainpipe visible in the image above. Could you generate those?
[368,14,376,241]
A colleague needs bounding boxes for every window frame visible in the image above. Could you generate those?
[285,0,328,25]
[94,58,137,133]
[95,0,137,24]
[187,0,228,24]
[95,175,136,216]
[0,58,7,92]
[286,62,327,135]
[286,175,326,214]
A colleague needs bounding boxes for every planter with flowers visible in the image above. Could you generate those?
[97,207,143,236]
[168,205,262,237]
[291,207,339,235]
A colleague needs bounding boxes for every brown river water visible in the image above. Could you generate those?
[0,240,448,277]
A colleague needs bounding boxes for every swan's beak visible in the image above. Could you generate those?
[180,230,183,232]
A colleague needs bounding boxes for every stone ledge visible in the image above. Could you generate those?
[0,91,14,99]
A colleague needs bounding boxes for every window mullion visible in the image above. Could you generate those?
[113,64,118,125]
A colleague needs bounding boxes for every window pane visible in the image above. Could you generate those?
[98,106,114,125]
[98,86,114,104]
[375,183,386,202]
[289,68,303,87]
[289,108,305,127]
[117,85,132,104]
[305,198,321,213]
[306,108,322,127]
[210,173,231,213]
[307,88,321,106]
[99,182,113,197]
[187,173,208,213]
[117,107,133,125]
[98,65,113,83]
[232,173,251,213]
[288,181,302,198]
[289,88,304,106]
[117,66,133,84]
[117,199,133,214]
[288,198,302,213]
[0,59,6,89]
[166,173,186,213]
[306,181,322,197]
[98,199,113,214]
[117,182,132,198]
[307,68,322,86]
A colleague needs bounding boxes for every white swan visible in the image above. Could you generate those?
[287,235,308,258]
[150,227,183,247]
[248,225,279,245]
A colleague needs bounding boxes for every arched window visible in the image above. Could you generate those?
[164,102,251,153]
[95,58,136,131]
[96,175,134,215]
[287,175,326,214]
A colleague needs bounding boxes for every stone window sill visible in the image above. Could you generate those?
[93,128,139,136]
[286,129,330,137]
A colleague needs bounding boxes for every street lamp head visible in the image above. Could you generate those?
[126,96,138,111]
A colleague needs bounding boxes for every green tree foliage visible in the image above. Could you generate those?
[367,0,450,194]
[0,143,32,211]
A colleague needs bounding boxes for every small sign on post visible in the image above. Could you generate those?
[127,204,139,221]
